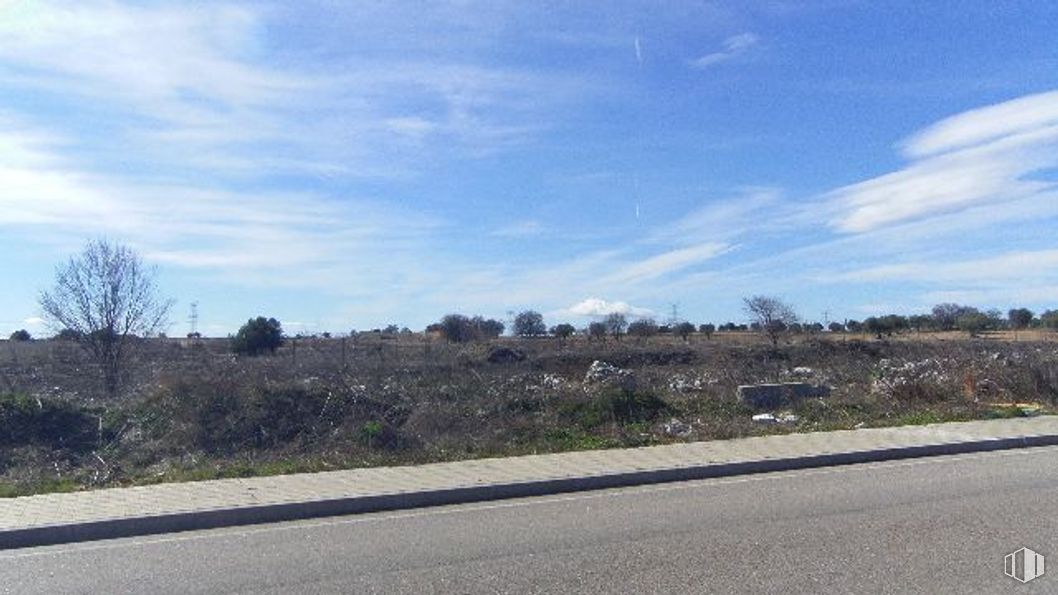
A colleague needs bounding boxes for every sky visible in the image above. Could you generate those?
[1,0,1058,337]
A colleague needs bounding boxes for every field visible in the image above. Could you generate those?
[2,330,1058,497]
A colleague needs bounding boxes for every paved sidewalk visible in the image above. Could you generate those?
[3,416,1058,549]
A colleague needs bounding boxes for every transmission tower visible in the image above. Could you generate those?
[188,302,199,337]
[668,303,680,326]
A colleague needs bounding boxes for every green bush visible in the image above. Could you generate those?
[8,329,31,341]
[231,317,284,356]
[561,389,671,429]
[0,393,98,452]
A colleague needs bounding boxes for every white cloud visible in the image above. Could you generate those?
[690,33,758,68]
[0,1,596,182]
[601,242,730,285]
[903,90,1058,158]
[561,298,653,318]
[22,317,45,327]
[828,89,1058,233]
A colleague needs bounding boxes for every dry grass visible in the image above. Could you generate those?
[2,330,1056,496]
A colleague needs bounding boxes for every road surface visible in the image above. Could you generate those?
[3,446,1056,594]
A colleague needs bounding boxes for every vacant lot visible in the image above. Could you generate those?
[2,332,1056,496]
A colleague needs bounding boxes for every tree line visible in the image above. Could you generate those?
[21,240,1058,397]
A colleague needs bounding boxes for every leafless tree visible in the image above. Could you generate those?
[604,312,628,340]
[40,240,173,396]
[743,295,798,347]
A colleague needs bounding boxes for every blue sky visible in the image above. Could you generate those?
[2,1,1058,337]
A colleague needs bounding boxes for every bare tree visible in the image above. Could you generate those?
[40,240,173,396]
[604,312,628,340]
[743,295,798,347]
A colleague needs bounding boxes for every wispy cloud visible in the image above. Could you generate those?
[828,90,1058,233]
[690,33,759,68]
[652,187,783,245]
[601,242,731,285]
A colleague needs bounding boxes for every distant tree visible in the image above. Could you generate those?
[232,317,284,355]
[827,322,845,333]
[435,314,504,342]
[932,303,975,331]
[806,322,824,334]
[884,314,909,334]
[186,331,202,339]
[1008,308,1034,330]
[908,314,934,332]
[718,322,736,332]
[604,312,628,340]
[956,310,990,337]
[472,316,505,339]
[743,295,798,347]
[1041,310,1058,330]
[865,315,904,339]
[513,310,546,337]
[40,239,173,396]
[675,321,696,341]
[551,323,576,339]
[382,324,400,334]
[424,323,443,334]
[698,323,716,339]
[587,321,608,341]
[845,319,863,333]
[864,317,887,339]
[439,314,474,343]
[55,328,82,341]
[789,323,804,334]
[627,318,659,339]
[9,329,31,341]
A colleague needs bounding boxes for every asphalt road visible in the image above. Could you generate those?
[3,446,1057,594]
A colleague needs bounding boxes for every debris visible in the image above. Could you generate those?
[583,360,637,391]
[663,418,692,436]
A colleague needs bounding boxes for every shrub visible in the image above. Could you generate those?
[55,328,82,341]
[627,318,658,338]
[232,317,284,356]
[551,323,576,339]
[143,380,347,453]
[588,321,607,340]
[562,389,671,429]
[675,322,696,340]
[0,393,99,452]
[8,329,31,341]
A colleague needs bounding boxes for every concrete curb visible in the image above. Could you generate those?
[5,432,1058,550]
